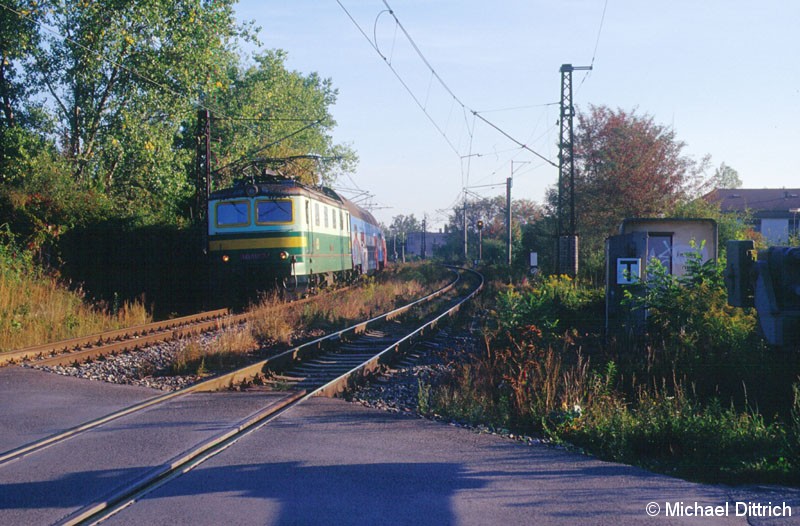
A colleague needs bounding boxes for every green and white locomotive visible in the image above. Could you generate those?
[208,174,386,301]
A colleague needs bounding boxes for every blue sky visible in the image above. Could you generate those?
[235,1,800,228]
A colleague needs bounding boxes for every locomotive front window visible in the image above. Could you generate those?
[216,201,250,227]
[256,199,293,224]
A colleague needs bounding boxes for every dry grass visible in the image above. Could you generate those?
[248,292,299,345]
[0,272,150,352]
[170,270,440,376]
[172,329,258,375]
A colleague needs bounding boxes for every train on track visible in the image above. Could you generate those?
[208,173,387,300]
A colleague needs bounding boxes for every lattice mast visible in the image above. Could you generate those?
[557,63,591,276]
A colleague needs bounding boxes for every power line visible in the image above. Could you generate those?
[335,0,461,155]
[577,0,609,90]
[334,0,556,167]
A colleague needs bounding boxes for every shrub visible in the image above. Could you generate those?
[561,384,796,485]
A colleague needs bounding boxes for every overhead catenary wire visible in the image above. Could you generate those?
[577,0,609,90]
[335,0,556,168]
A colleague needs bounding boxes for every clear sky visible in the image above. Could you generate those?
[234,1,800,228]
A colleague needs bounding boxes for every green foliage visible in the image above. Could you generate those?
[561,386,796,485]
[1,2,358,229]
[441,194,543,267]
[621,248,759,395]
[0,224,34,282]
[490,275,603,344]
[205,50,357,188]
[424,266,799,485]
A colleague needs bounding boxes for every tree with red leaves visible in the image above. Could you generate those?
[572,105,708,261]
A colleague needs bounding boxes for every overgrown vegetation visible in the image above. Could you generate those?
[421,261,800,486]
[0,226,150,352]
[0,2,356,314]
[170,263,450,376]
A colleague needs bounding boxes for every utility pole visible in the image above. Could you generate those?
[463,192,468,261]
[422,216,427,260]
[506,177,512,267]
[508,161,529,268]
[195,108,211,223]
[477,219,484,262]
[557,63,591,277]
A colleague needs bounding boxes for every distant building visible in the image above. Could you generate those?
[405,231,448,258]
[704,188,800,244]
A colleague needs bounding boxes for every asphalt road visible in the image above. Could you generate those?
[101,397,800,526]
[0,367,288,525]
[2,367,798,525]
[0,367,158,454]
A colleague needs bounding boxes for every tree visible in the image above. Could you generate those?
[0,0,48,184]
[709,162,742,189]
[205,50,357,189]
[388,214,422,234]
[2,2,357,225]
[17,0,250,221]
[568,105,708,272]
[442,195,543,265]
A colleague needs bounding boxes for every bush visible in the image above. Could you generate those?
[423,268,800,485]
[561,385,796,485]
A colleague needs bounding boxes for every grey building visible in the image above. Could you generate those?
[404,231,448,258]
[704,188,800,244]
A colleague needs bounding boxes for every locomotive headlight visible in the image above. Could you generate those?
[279,251,289,260]
[222,254,230,263]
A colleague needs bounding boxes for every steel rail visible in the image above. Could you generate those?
[0,272,460,466]
[0,309,231,366]
[61,266,483,526]
[0,284,357,368]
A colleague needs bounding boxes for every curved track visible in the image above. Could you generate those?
[0,267,483,526]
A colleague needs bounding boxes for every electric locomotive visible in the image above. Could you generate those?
[208,173,386,301]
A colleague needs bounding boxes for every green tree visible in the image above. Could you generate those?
[0,0,48,184]
[23,0,249,221]
[205,50,357,189]
[443,195,543,265]
[388,214,422,235]
[709,162,742,189]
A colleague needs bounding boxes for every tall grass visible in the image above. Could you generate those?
[171,329,258,376]
[0,234,150,352]
[171,263,448,375]
[421,265,800,485]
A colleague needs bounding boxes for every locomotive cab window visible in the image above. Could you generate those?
[256,199,293,225]
[216,200,250,227]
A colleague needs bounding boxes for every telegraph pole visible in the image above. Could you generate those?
[422,216,427,260]
[506,177,512,267]
[508,161,529,268]
[557,63,591,277]
[463,192,468,261]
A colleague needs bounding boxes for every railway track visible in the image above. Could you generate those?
[0,284,357,368]
[0,267,483,526]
